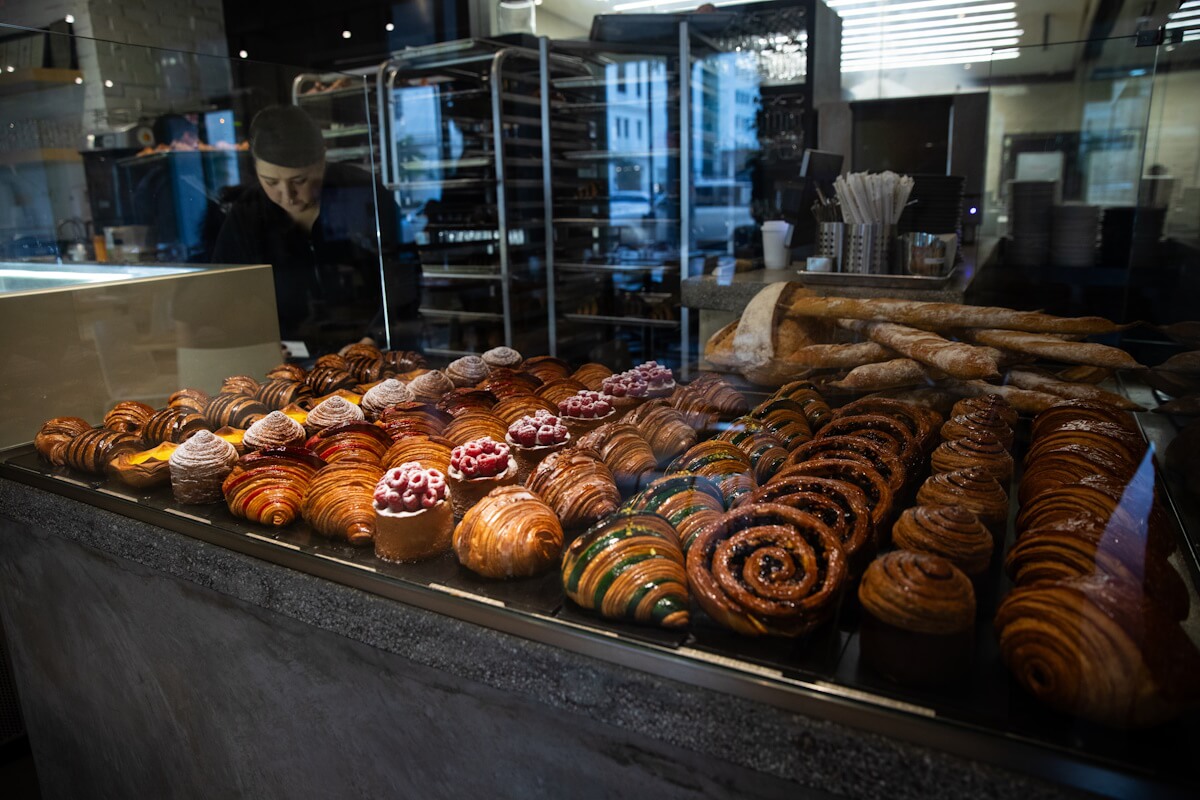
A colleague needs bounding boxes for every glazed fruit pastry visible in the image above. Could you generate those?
[373,461,453,563]
[447,437,519,520]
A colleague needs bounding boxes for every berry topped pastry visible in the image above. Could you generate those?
[557,390,616,436]
[506,410,571,484]
[447,437,519,519]
[373,461,453,563]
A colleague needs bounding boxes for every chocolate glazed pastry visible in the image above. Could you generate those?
[817,413,921,470]
[917,467,1009,533]
[453,485,563,579]
[35,416,92,465]
[141,407,207,446]
[576,422,657,496]
[717,417,789,484]
[687,502,847,637]
[858,551,975,687]
[892,505,994,579]
[771,381,833,432]
[930,431,1014,485]
[787,435,906,496]
[622,399,697,465]
[168,388,210,415]
[749,397,814,451]
[205,393,270,430]
[667,440,757,508]
[994,575,1200,729]
[950,394,1018,429]
[832,396,944,456]
[103,400,155,435]
[63,427,142,474]
[773,457,894,538]
[940,408,1015,451]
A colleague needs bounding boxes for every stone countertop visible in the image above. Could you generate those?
[0,473,1141,800]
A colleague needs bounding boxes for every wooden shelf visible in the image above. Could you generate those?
[0,148,81,167]
[0,68,83,98]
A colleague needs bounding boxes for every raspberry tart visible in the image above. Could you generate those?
[557,390,616,437]
[506,410,571,484]
[372,462,453,563]
[447,437,519,520]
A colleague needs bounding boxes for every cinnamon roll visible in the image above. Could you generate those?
[255,379,314,412]
[168,429,238,504]
[930,431,1014,485]
[576,422,657,496]
[687,503,847,637]
[303,461,384,546]
[35,416,92,466]
[243,410,307,451]
[63,427,141,474]
[621,473,725,553]
[223,448,325,527]
[716,417,788,484]
[304,395,365,436]
[892,505,993,578]
[380,434,453,475]
[103,400,154,435]
[833,396,943,456]
[445,411,509,447]
[788,435,906,495]
[916,467,1008,532]
[622,399,697,465]
[445,355,491,388]
[305,422,392,465]
[563,511,688,628]
[481,346,523,370]
[771,381,833,432]
[818,413,920,469]
[525,448,620,529]
[453,485,562,578]
[750,398,814,451]
[360,379,414,420]
[667,441,756,508]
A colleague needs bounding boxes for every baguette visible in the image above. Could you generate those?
[939,379,1065,414]
[785,296,1126,334]
[961,328,1143,369]
[1005,368,1144,411]
[1057,365,1114,384]
[782,341,893,369]
[827,358,939,392]
[839,319,1000,380]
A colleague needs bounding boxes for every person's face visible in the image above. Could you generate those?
[255,158,325,218]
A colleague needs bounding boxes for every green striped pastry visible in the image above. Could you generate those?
[622,473,725,554]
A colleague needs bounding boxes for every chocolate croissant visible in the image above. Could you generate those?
[305,366,357,396]
[220,375,260,397]
[478,368,540,398]
[141,407,208,446]
[1030,399,1139,441]
[314,353,349,371]
[749,398,814,451]
[717,418,788,484]
[576,422,657,496]
[35,416,92,465]
[562,511,689,628]
[621,473,725,553]
[667,385,721,436]
[168,387,210,415]
[687,502,847,637]
[453,485,563,579]
[770,380,833,432]
[302,461,384,545]
[266,363,307,382]
[205,392,269,430]
[223,448,326,527]
[381,349,426,374]
[63,427,141,474]
[103,400,155,435]
[994,575,1200,728]
[304,422,392,465]
[444,411,510,447]
[667,441,756,508]
[622,399,697,465]
[380,435,454,475]
[255,378,314,412]
[345,353,384,384]
[525,448,620,529]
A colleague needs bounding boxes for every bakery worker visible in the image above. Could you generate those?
[211,105,419,357]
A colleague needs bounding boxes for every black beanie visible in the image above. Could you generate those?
[250,105,325,168]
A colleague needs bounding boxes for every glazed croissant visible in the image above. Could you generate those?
[667,385,720,436]
[35,416,92,466]
[141,407,207,446]
[562,511,689,628]
[621,473,725,553]
[716,418,788,484]
[380,435,454,475]
[687,502,848,637]
[668,441,756,508]
[168,387,210,415]
[525,448,620,529]
[1018,445,1136,506]
[376,402,451,439]
[686,372,749,418]
[223,448,326,527]
[571,362,613,392]
[1015,476,1173,558]
[302,461,384,545]
[304,422,392,465]
[492,394,558,426]
[535,378,588,407]
[522,355,570,383]
[478,368,540,399]
[266,363,307,382]
[576,422,657,495]
[64,427,141,474]
[255,378,314,411]
[621,399,697,465]
[305,366,357,396]
[453,485,563,579]
[749,398,814,451]
[205,392,269,429]
[444,411,509,447]
[436,388,498,418]
[103,400,155,435]
[220,375,260,396]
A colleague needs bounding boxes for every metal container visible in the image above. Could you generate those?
[817,222,844,272]
[844,223,891,274]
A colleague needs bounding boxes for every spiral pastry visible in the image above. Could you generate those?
[359,379,414,420]
[380,435,454,475]
[266,363,307,382]
[930,431,1014,484]
[237,410,302,452]
[621,473,725,553]
[304,422,392,465]
[563,511,689,629]
[444,411,509,447]
[687,373,749,419]
[302,461,384,545]
[622,399,697,465]
[453,485,563,579]
[750,398,814,451]
[62,427,140,474]
[251,379,310,412]
[994,576,1200,728]
[168,388,210,416]
[535,378,589,406]
[916,468,1008,532]
[445,355,491,388]
[667,385,720,436]
[1005,526,1189,620]
[220,375,260,397]
[833,396,943,456]
[35,416,92,466]
[687,503,847,637]
[305,366,357,396]
[492,394,558,426]
[716,418,788,484]
[435,388,497,418]
[736,476,873,575]
[168,429,238,504]
[482,346,523,370]
[951,394,1017,429]
[522,356,571,383]
[205,393,269,430]
[103,400,154,435]
[304,396,365,436]
[818,413,919,468]
[788,435,906,495]
[668,441,756,508]
[1030,399,1138,441]
[222,447,325,527]
[941,409,1014,452]
[315,353,349,371]
[525,448,620,529]
[1018,445,1137,507]
[892,505,993,578]
[345,354,384,384]
[376,402,450,440]
[774,457,894,535]
[381,349,426,374]
[478,368,541,398]
[571,362,613,391]
[576,422,657,496]
[771,380,833,431]
[858,551,975,686]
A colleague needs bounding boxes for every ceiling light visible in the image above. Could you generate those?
[342,30,352,39]
[5,66,14,73]
[843,48,1019,72]
[104,79,113,88]
[845,19,1017,44]
[74,76,83,84]
[65,14,75,24]
[386,23,395,32]
[238,49,248,58]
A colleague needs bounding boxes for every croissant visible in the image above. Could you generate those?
[930,431,1014,484]
[265,363,307,382]
[1016,476,1174,558]
[1023,427,1145,474]
[735,476,874,575]
[770,381,832,431]
[492,394,559,426]
[106,442,178,489]
[305,366,357,396]
[220,375,260,396]
[302,461,384,545]
[304,422,392,465]
[436,388,497,418]
[255,379,314,412]
[562,511,689,628]
[205,392,269,430]
[141,407,207,446]
[1018,445,1137,506]
[950,394,1017,429]
[687,502,847,637]
[223,448,326,527]
[571,362,613,391]
[345,353,384,384]
[773,457,894,535]
[667,385,721,435]
[478,368,541,398]
[1030,399,1141,442]
[380,434,454,474]
[621,473,725,553]
[687,372,749,418]
[892,505,993,578]
[917,468,1008,532]
[314,353,348,371]
[381,349,426,374]
[621,399,697,465]
[63,427,141,474]
[444,411,510,447]
[749,398,814,451]
[575,422,658,496]
[940,408,1014,451]
[35,416,92,465]
[525,448,620,529]
[376,402,451,440]
[1006,525,1189,620]
[168,388,210,415]
[535,378,589,406]
[453,485,563,579]
[103,400,155,435]
[716,417,788,484]
[994,576,1200,728]
[521,356,571,383]
[788,435,906,495]
[834,396,943,455]
[667,441,756,508]
[817,413,920,469]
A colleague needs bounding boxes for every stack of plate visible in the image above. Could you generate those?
[1008,181,1057,267]
[1050,204,1099,267]
[1100,207,1166,268]
[897,175,965,236]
